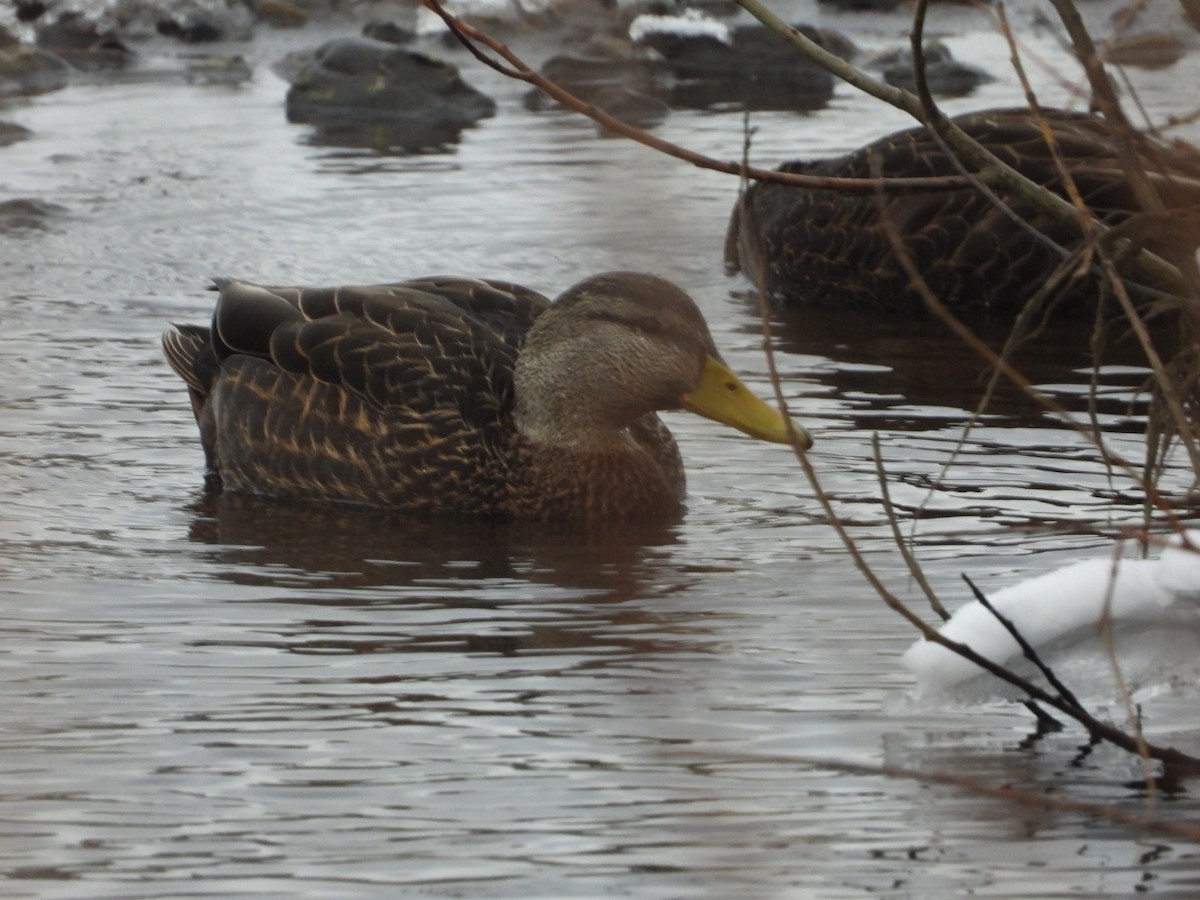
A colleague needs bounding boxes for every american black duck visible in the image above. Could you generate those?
[726,107,1200,315]
[162,272,811,522]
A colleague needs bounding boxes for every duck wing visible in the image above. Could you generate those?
[165,278,552,510]
[205,277,550,420]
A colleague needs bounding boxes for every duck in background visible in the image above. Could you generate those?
[726,107,1200,316]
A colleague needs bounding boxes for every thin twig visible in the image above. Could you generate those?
[962,574,1086,714]
[872,433,948,621]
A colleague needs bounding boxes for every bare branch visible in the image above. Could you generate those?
[420,0,972,195]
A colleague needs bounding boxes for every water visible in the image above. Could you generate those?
[2,2,1200,896]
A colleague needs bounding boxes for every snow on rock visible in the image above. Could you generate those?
[902,531,1200,691]
[628,10,731,46]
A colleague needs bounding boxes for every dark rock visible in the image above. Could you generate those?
[284,38,496,153]
[524,52,665,110]
[156,3,254,43]
[881,59,993,97]
[865,40,955,70]
[591,85,670,133]
[869,41,993,98]
[817,0,904,11]
[271,46,317,83]
[183,54,253,85]
[0,197,68,230]
[0,121,34,147]
[157,17,223,43]
[1105,32,1187,69]
[362,19,415,45]
[809,26,858,61]
[0,44,71,96]
[258,0,310,29]
[15,1,48,23]
[1183,0,1200,31]
[35,12,133,70]
[634,21,834,111]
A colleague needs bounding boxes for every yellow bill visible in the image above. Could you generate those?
[681,356,812,450]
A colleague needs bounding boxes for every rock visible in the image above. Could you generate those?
[591,85,670,133]
[869,40,993,98]
[183,53,253,85]
[156,2,255,43]
[284,38,496,152]
[864,40,955,70]
[1183,0,1200,31]
[362,19,415,45]
[0,121,34,147]
[258,0,309,29]
[0,197,67,230]
[809,26,858,61]
[1105,32,1187,69]
[0,43,70,96]
[817,0,903,11]
[524,52,664,110]
[14,2,47,23]
[35,12,133,71]
[634,20,835,111]
[272,45,317,83]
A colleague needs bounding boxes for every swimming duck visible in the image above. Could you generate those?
[726,107,1200,315]
[162,272,811,522]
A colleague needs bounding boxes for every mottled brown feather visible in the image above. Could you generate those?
[162,273,726,522]
[727,107,1200,315]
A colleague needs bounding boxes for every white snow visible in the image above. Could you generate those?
[903,531,1200,691]
[628,11,731,46]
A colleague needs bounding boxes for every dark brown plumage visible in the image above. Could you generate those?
[726,107,1200,315]
[162,272,810,523]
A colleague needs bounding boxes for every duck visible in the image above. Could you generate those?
[726,107,1200,316]
[162,272,811,522]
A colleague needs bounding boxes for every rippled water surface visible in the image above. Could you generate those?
[2,2,1200,896]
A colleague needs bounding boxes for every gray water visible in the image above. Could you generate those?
[2,3,1200,896]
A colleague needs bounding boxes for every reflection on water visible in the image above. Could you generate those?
[768,298,1160,430]
[185,491,697,660]
[290,115,477,155]
[1,4,1199,896]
